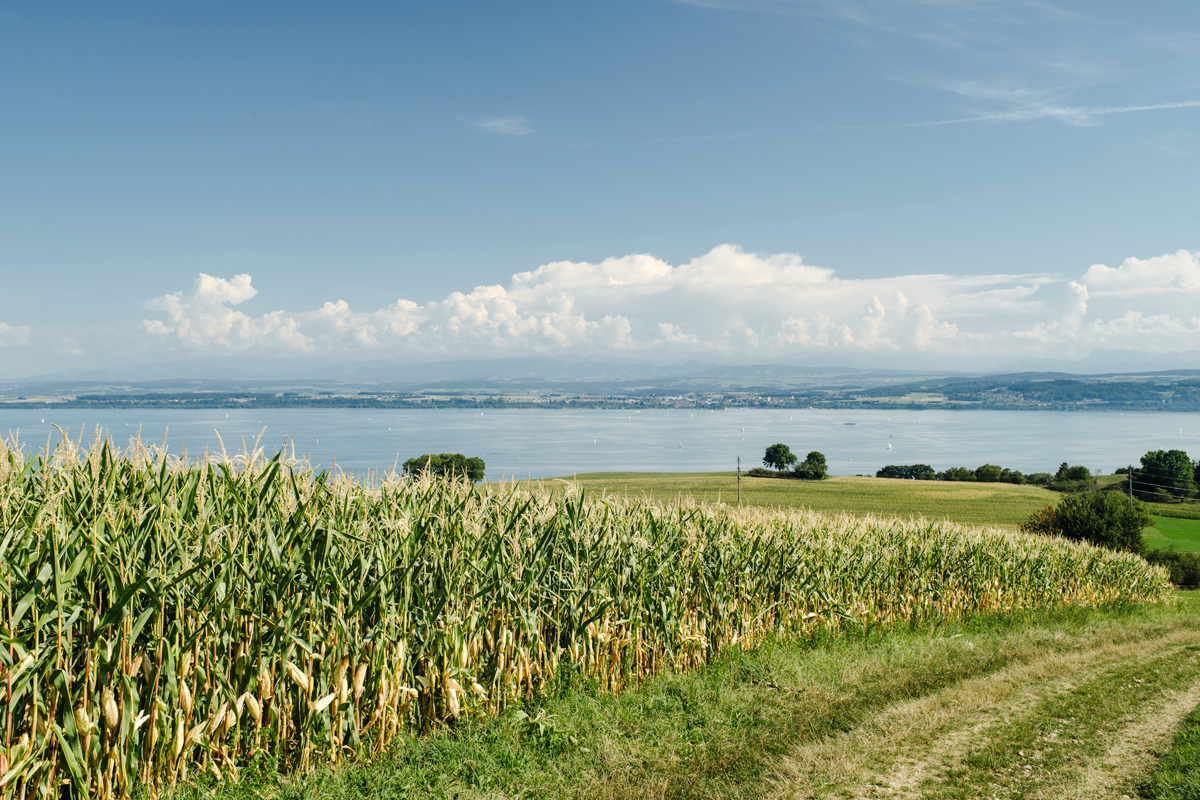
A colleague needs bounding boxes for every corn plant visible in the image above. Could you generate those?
[0,433,1172,798]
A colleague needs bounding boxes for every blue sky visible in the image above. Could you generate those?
[2,1,1199,378]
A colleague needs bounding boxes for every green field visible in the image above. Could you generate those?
[548,472,1057,529]
[553,474,1200,554]
[1145,515,1200,552]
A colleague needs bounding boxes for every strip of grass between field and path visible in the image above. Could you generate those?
[163,601,1200,800]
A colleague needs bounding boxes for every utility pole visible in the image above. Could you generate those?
[1128,465,1133,506]
[737,456,741,506]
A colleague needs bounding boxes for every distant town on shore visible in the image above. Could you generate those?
[4,362,1200,412]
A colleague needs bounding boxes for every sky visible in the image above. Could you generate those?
[2,0,1199,379]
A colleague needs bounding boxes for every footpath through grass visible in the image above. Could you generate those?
[551,472,1056,529]
[166,602,1200,800]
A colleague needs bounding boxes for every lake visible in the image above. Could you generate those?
[1,407,1197,480]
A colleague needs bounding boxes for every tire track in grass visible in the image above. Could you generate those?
[767,626,1200,799]
[1050,680,1200,800]
[954,641,1200,800]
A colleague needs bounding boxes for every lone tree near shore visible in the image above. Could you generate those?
[763,443,798,472]
[403,453,486,482]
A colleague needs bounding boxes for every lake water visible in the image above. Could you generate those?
[1,407,1197,480]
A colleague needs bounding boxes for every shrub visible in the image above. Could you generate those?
[1020,491,1151,554]
[1144,549,1200,588]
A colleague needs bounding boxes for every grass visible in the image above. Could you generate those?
[556,472,1200,554]
[550,471,1058,529]
[164,602,1200,800]
[1139,589,1200,799]
[1140,702,1200,799]
[1145,516,1200,553]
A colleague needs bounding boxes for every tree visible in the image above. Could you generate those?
[1055,463,1093,482]
[763,443,798,472]
[877,464,935,480]
[974,464,1003,483]
[1049,463,1095,493]
[1020,492,1151,554]
[794,451,828,480]
[937,466,977,482]
[403,453,486,482]
[999,468,1026,485]
[1132,449,1196,502]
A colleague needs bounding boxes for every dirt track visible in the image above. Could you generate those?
[768,621,1200,800]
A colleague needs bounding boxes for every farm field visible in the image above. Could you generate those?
[169,602,1200,800]
[1,438,1171,798]
[550,471,1057,529]
[1145,516,1200,553]
[557,473,1200,554]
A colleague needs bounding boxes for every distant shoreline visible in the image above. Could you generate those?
[4,369,1199,412]
[0,393,1196,412]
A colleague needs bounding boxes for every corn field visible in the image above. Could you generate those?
[0,434,1171,798]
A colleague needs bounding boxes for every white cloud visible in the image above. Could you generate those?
[143,273,312,351]
[139,246,1200,363]
[0,322,31,347]
[468,115,532,135]
[1081,249,1200,293]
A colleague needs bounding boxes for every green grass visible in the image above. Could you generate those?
[1140,703,1200,799]
[1144,516,1200,553]
[548,472,1057,529]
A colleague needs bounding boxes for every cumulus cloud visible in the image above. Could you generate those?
[140,245,1200,362]
[0,322,31,347]
[1081,249,1200,293]
[143,273,312,351]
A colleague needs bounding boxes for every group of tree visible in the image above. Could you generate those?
[1043,463,1096,492]
[874,461,1094,491]
[1018,486,1200,587]
[876,463,936,480]
[402,453,486,482]
[935,464,1030,485]
[757,444,828,480]
[1116,449,1199,503]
